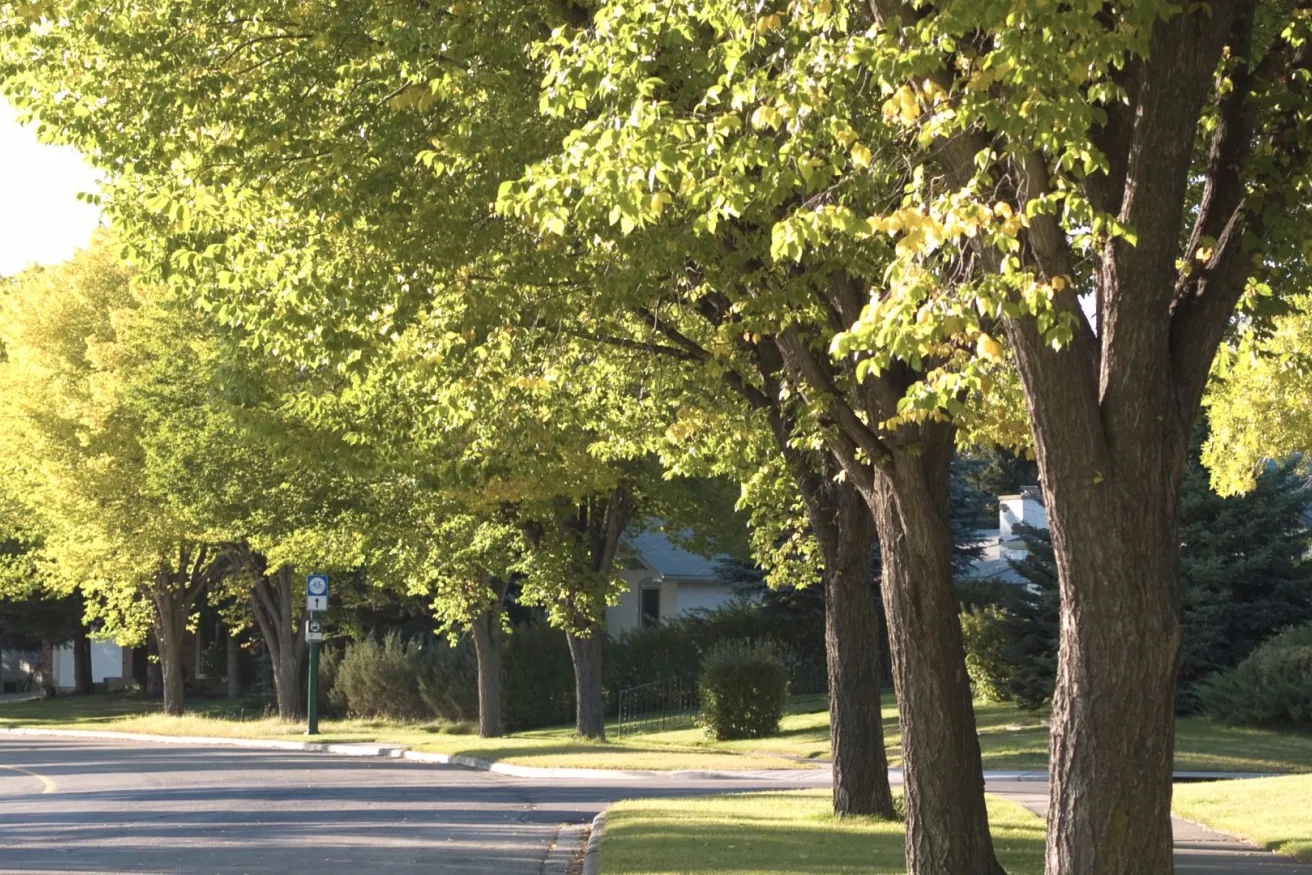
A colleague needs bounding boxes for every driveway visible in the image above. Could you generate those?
[1,738,1307,874]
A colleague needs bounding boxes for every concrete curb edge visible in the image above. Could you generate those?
[581,810,606,875]
[0,727,1274,785]
[0,726,819,781]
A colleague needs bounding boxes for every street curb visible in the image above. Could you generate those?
[0,726,826,781]
[0,728,1274,785]
[541,822,588,875]
[581,811,606,875]
[0,726,407,757]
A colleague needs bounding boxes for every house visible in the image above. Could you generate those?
[959,486,1048,584]
[0,640,127,693]
[606,530,742,636]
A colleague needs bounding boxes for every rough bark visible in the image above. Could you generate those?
[773,319,1003,873]
[616,312,897,818]
[250,564,306,720]
[809,473,895,819]
[73,626,94,695]
[470,575,508,737]
[1033,457,1183,874]
[470,609,503,737]
[870,439,1004,875]
[153,589,188,716]
[225,628,243,699]
[567,628,606,740]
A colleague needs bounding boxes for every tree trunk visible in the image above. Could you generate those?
[153,591,187,716]
[806,474,895,819]
[470,608,503,737]
[250,564,306,720]
[1036,461,1182,874]
[566,628,606,740]
[226,628,243,699]
[73,626,94,695]
[272,644,303,719]
[869,442,1004,875]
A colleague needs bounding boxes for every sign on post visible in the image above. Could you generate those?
[306,573,329,612]
[306,618,324,642]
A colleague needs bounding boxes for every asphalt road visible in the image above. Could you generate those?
[1,738,1308,874]
[0,738,819,875]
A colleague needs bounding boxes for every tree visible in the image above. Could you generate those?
[500,4,1312,870]
[499,8,1011,858]
[1,0,967,841]
[809,6,1312,871]
[0,241,224,714]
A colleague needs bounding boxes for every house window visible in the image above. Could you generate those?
[640,587,661,628]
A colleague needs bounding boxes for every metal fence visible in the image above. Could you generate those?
[614,674,700,737]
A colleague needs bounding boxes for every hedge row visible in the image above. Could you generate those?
[319,601,821,731]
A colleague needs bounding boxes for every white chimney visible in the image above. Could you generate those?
[999,485,1047,538]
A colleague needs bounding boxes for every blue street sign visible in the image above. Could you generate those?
[306,574,329,597]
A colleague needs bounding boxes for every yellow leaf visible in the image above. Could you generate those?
[756,13,783,33]
[850,142,872,169]
[977,334,1004,361]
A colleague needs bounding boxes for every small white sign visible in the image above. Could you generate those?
[306,594,328,612]
[306,619,324,642]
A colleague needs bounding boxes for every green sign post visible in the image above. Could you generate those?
[305,575,329,736]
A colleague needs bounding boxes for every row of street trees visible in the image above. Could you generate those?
[2,2,1311,874]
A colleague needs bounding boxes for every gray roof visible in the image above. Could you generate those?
[625,531,721,581]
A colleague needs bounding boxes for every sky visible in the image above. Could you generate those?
[0,98,102,277]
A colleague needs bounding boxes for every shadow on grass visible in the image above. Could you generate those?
[599,791,1047,875]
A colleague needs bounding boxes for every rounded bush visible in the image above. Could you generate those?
[1197,623,1312,730]
[334,632,428,719]
[696,641,789,740]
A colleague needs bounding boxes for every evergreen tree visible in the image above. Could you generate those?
[1001,437,1312,711]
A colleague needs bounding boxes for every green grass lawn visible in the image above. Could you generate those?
[0,693,807,771]
[628,693,1312,774]
[598,789,1046,875]
[1173,775,1312,863]
[4,690,1310,774]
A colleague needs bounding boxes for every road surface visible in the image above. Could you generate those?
[0,738,1307,873]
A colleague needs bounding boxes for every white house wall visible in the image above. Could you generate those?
[52,641,124,689]
[606,571,740,636]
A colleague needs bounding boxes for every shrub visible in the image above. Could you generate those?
[697,641,789,740]
[1197,624,1312,730]
[960,606,1013,703]
[335,632,428,719]
[604,601,825,709]
[417,637,479,723]
[502,620,575,731]
[317,644,348,718]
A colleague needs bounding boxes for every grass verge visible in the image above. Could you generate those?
[0,693,807,771]
[4,691,1310,773]
[630,693,1312,774]
[598,789,1045,875]
[1173,774,1312,863]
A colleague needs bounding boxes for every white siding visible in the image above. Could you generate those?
[52,641,124,689]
